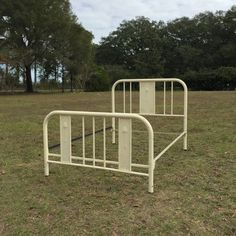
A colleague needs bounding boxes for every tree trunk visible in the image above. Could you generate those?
[34,61,37,84]
[4,63,8,89]
[61,66,65,93]
[16,65,20,82]
[25,64,33,92]
[70,73,73,92]
[5,63,8,75]
[54,66,57,81]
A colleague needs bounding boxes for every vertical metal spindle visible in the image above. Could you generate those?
[92,117,95,166]
[163,81,166,114]
[112,84,116,144]
[112,117,115,144]
[103,117,106,167]
[82,116,85,165]
[123,82,126,113]
[171,81,173,115]
[130,82,132,113]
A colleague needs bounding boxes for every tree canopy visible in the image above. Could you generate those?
[96,17,164,77]
[0,0,93,92]
[96,6,236,90]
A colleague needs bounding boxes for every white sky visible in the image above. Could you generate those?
[70,0,235,43]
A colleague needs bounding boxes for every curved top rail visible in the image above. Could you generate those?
[111,78,188,116]
[43,110,154,135]
[112,78,188,93]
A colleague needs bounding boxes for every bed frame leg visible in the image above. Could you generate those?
[148,177,154,193]
[148,167,154,193]
[183,133,187,151]
[44,162,49,176]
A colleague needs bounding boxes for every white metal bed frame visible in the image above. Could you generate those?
[43,78,188,193]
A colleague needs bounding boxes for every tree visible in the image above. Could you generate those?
[37,21,94,92]
[160,17,204,76]
[85,66,110,92]
[220,6,236,67]
[96,17,164,77]
[62,23,94,91]
[0,0,76,92]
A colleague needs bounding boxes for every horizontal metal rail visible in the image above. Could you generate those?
[49,126,112,149]
[47,160,149,177]
[140,113,184,117]
[49,153,149,169]
[154,132,186,162]
[114,129,181,135]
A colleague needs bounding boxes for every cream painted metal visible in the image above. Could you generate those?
[140,81,156,113]
[118,118,132,171]
[43,78,188,193]
[60,115,71,163]
[43,111,154,193]
[111,78,188,151]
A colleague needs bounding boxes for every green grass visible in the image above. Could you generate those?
[0,91,235,235]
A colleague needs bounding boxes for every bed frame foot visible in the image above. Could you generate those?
[44,163,49,176]
[183,133,187,151]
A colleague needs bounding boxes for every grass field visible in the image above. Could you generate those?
[0,91,235,235]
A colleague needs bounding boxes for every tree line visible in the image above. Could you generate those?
[0,1,235,92]
[96,6,236,90]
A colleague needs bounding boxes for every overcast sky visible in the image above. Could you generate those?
[70,0,235,43]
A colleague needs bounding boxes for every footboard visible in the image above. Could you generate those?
[43,111,154,192]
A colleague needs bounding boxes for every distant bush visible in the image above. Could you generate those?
[38,78,60,90]
[85,67,110,91]
[182,67,236,90]
[103,65,133,85]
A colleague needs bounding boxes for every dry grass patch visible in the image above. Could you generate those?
[0,91,235,235]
